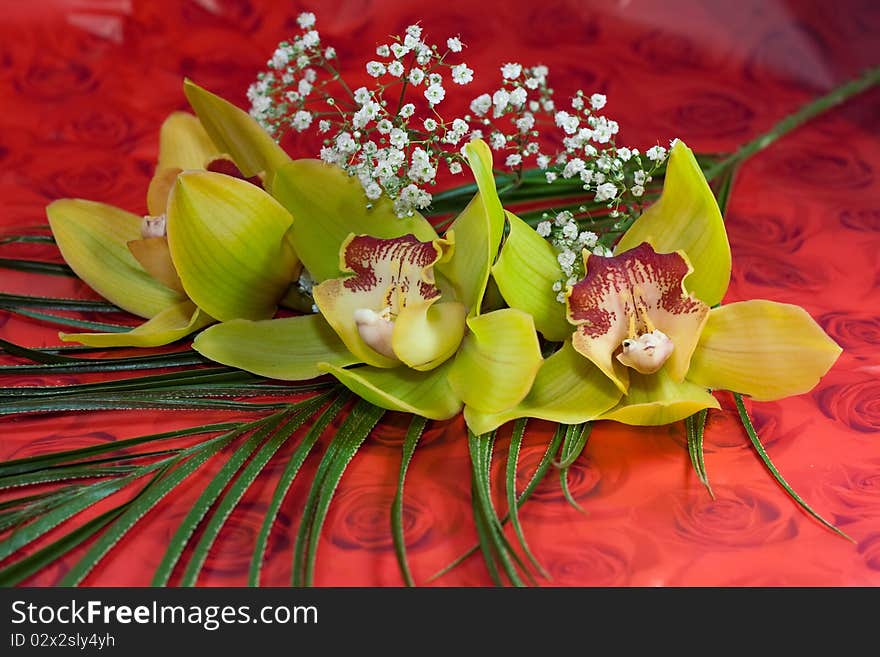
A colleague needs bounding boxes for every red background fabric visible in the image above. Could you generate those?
[1,0,879,586]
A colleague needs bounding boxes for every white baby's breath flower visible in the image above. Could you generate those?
[408,68,425,85]
[391,43,409,59]
[297,12,316,28]
[451,63,474,85]
[376,44,391,57]
[423,118,438,132]
[631,184,645,197]
[291,110,312,131]
[579,231,598,247]
[501,62,522,79]
[387,60,404,77]
[492,88,510,117]
[505,153,522,167]
[301,30,320,48]
[324,46,336,59]
[389,128,409,149]
[509,87,527,107]
[470,93,491,116]
[424,83,446,106]
[449,161,463,174]
[399,103,415,119]
[364,182,383,200]
[366,61,386,77]
[447,36,463,52]
[536,221,552,237]
[353,86,371,105]
[646,145,667,161]
[590,93,606,110]
[594,181,618,203]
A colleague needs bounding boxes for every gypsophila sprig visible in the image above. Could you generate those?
[548,90,670,216]
[467,64,555,179]
[248,15,478,217]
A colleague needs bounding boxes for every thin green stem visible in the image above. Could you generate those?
[704,66,880,180]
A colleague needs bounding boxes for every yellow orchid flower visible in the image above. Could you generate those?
[469,139,841,433]
[46,92,299,347]
[193,140,543,424]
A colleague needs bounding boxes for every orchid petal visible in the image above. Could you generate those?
[126,237,185,295]
[312,234,451,368]
[183,79,290,184]
[193,314,358,380]
[60,301,212,348]
[567,243,708,391]
[156,112,217,172]
[448,308,543,414]
[436,139,505,315]
[597,367,720,426]
[462,341,622,435]
[687,300,842,401]
[167,171,300,322]
[318,361,462,420]
[146,166,182,217]
[46,199,184,319]
[271,159,437,282]
[392,301,467,371]
[615,140,731,306]
[492,211,570,341]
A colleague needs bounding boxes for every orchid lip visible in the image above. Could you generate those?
[354,307,398,360]
[142,214,167,239]
[617,329,674,374]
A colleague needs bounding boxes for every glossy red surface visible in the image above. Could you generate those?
[1,0,879,586]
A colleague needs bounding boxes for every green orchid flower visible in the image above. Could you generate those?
[192,140,544,424]
[47,101,299,347]
[470,139,842,433]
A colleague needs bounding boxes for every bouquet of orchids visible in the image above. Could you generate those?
[1,13,877,586]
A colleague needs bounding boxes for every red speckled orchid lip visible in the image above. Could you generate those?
[312,232,466,369]
[341,234,442,308]
[566,242,709,393]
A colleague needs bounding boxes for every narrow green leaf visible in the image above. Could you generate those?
[0,506,127,587]
[0,472,146,561]
[151,411,291,586]
[59,427,250,585]
[1,368,257,398]
[0,257,74,277]
[558,423,591,513]
[176,398,328,586]
[292,400,385,587]
[470,482,503,587]
[467,431,528,587]
[557,422,590,469]
[0,464,136,491]
[0,422,240,477]
[733,393,851,541]
[0,337,75,364]
[0,394,287,417]
[391,415,427,587]
[249,392,349,586]
[0,292,120,312]
[685,410,714,498]
[506,419,549,579]
[0,234,55,245]
[430,424,564,582]
[3,308,131,332]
